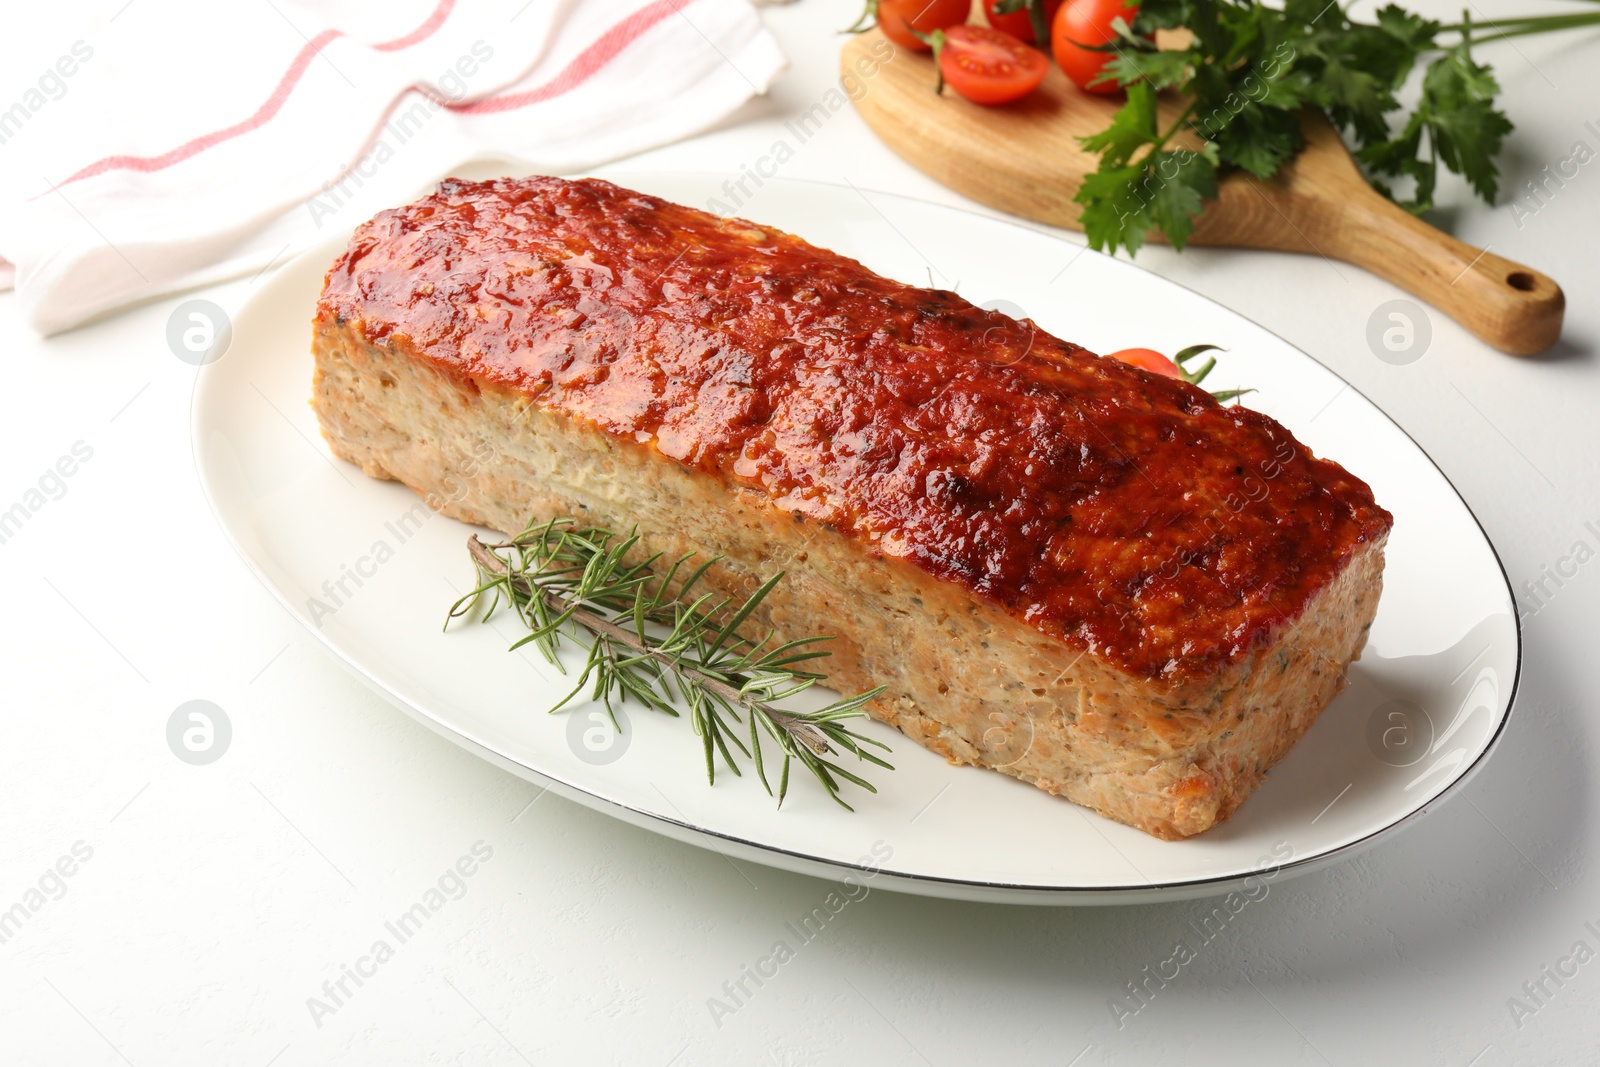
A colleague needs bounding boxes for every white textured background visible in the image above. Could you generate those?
[2,1,1596,1064]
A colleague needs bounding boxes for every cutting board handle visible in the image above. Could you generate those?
[1320,185,1565,357]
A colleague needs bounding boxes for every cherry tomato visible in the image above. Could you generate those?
[934,25,1049,105]
[1106,347,1181,377]
[871,0,970,52]
[1052,0,1140,94]
[982,0,1064,45]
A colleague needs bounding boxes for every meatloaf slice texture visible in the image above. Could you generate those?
[311,176,1392,839]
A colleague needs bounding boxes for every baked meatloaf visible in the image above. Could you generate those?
[311,176,1392,839]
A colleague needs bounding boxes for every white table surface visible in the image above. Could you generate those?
[3,2,1596,1064]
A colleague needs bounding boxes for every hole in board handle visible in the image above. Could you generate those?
[1507,272,1536,292]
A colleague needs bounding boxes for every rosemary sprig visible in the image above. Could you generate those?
[444,518,893,809]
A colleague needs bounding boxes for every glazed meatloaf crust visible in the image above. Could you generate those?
[311,176,1393,839]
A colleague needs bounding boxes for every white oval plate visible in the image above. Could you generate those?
[193,173,1519,905]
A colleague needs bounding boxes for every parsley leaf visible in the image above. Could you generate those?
[1420,42,1512,202]
[1213,102,1303,178]
[1080,80,1161,166]
[1075,145,1219,255]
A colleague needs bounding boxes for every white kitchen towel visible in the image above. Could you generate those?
[0,0,786,335]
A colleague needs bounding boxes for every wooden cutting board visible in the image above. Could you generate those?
[843,28,1564,356]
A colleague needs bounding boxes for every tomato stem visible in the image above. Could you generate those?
[914,28,948,94]
[1174,343,1223,386]
[842,0,879,35]
[1027,0,1052,49]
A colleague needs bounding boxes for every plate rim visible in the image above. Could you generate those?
[190,171,1523,904]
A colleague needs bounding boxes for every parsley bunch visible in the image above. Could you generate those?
[1076,1,1600,255]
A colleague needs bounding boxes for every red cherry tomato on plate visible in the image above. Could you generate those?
[1052,0,1141,94]
[982,0,1065,45]
[871,0,971,52]
[935,25,1050,105]
[1106,347,1181,377]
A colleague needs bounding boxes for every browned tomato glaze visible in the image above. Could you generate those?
[320,177,1393,682]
